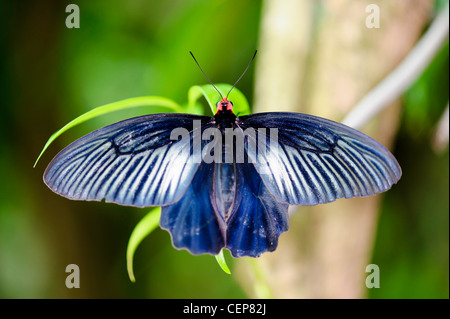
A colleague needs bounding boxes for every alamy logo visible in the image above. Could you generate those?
[65,4,80,29]
[365,4,381,29]
[366,264,380,288]
[170,120,279,164]
[65,264,80,288]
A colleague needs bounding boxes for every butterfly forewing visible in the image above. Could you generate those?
[44,113,213,207]
[239,112,402,206]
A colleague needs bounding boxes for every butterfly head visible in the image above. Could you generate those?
[189,50,257,117]
[216,97,233,113]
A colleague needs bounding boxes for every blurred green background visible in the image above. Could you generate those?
[0,0,448,298]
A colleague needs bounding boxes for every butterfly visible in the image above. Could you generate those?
[43,52,401,258]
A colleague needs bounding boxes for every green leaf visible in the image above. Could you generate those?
[183,101,205,116]
[33,96,182,167]
[214,249,231,275]
[188,84,251,116]
[126,207,161,282]
[188,84,220,114]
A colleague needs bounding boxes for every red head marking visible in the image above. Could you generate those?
[216,97,233,113]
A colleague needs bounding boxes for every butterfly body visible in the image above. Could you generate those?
[211,99,238,220]
[214,161,236,221]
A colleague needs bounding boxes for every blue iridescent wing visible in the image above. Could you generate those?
[159,160,289,257]
[226,162,289,257]
[44,113,212,207]
[238,112,402,205]
[160,162,226,255]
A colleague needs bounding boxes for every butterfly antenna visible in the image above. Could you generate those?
[226,50,257,99]
[190,51,223,100]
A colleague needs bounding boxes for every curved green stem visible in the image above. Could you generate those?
[34,96,182,167]
[127,207,161,282]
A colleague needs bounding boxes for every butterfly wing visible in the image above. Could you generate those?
[238,112,402,205]
[226,161,289,257]
[44,113,213,207]
[160,162,226,255]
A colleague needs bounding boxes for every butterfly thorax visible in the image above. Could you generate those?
[214,111,236,129]
[214,98,236,129]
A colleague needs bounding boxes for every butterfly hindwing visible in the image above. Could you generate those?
[160,160,290,257]
[239,112,402,206]
[160,162,226,255]
[44,113,213,207]
[226,162,289,258]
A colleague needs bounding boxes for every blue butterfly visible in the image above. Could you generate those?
[43,52,401,258]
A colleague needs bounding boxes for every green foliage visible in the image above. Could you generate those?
[214,250,231,275]
[369,37,449,300]
[127,208,161,282]
[188,83,251,115]
[403,41,449,139]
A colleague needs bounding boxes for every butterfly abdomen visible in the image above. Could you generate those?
[213,143,237,221]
